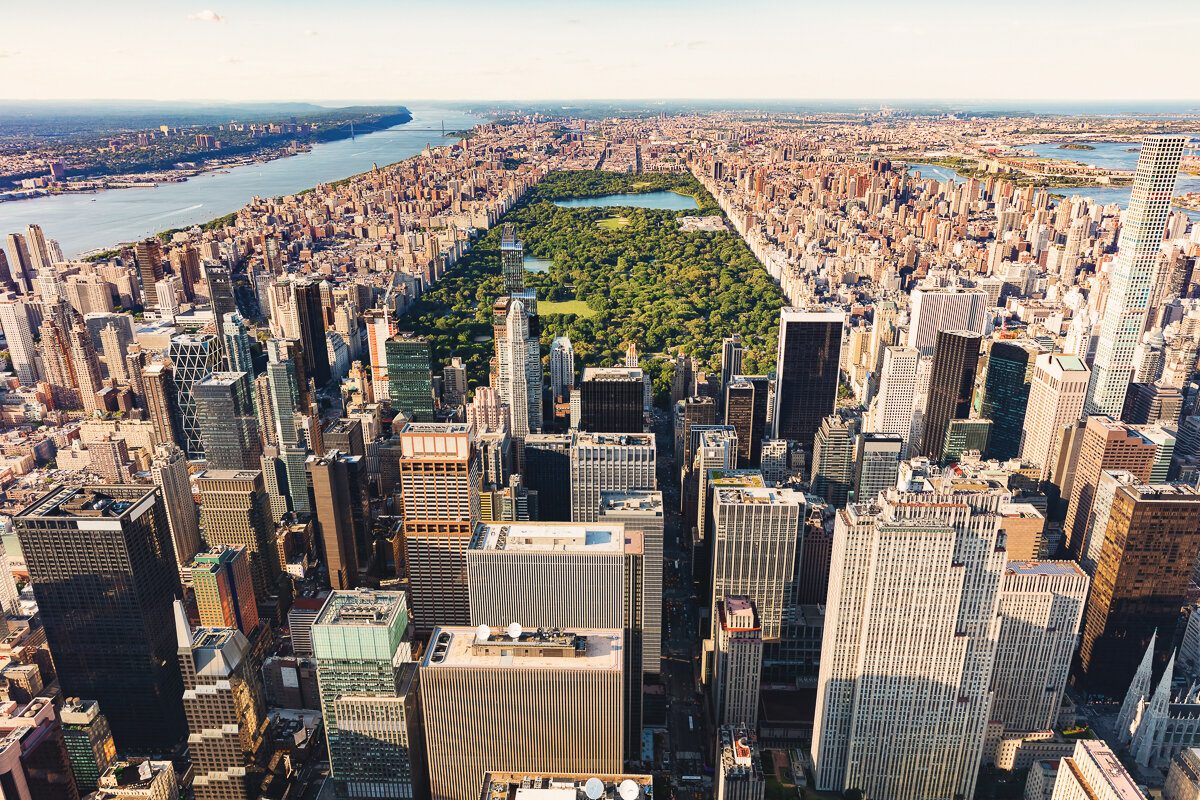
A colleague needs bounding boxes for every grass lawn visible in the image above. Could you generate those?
[538,299,597,317]
[596,216,630,230]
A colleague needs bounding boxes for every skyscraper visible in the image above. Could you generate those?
[385,333,435,422]
[421,626,624,800]
[720,334,744,410]
[308,452,365,590]
[1087,136,1186,416]
[0,294,38,385]
[167,333,220,459]
[772,309,844,451]
[714,596,763,728]
[500,222,525,293]
[493,296,542,441]
[906,288,989,357]
[312,590,424,800]
[523,433,572,521]
[710,486,804,642]
[920,329,981,460]
[980,340,1040,461]
[291,278,332,387]
[1078,483,1200,695]
[149,444,201,575]
[991,561,1088,732]
[14,485,186,752]
[717,726,765,800]
[4,233,34,294]
[141,361,185,451]
[869,345,920,454]
[810,415,856,507]
[196,470,279,599]
[579,367,645,433]
[135,239,164,310]
[549,335,576,403]
[59,699,116,796]
[598,490,665,676]
[812,490,1007,800]
[569,432,657,522]
[853,432,903,502]
[190,545,259,635]
[1049,741,1144,800]
[194,371,262,470]
[724,376,770,467]
[1020,353,1091,479]
[174,602,265,800]
[394,422,480,630]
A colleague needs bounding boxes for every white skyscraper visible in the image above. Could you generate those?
[569,432,657,522]
[991,561,1089,732]
[714,595,762,728]
[0,294,38,385]
[870,346,920,454]
[907,288,989,357]
[1049,740,1146,800]
[549,335,575,403]
[812,489,1007,800]
[1086,135,1186,416]
[1020,353,1091,479]
[149,444,202,577]
[494,297,542,441]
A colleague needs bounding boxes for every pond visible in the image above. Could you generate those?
[552,191,699,210]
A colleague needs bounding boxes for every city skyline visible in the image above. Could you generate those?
[1,0,1199,103]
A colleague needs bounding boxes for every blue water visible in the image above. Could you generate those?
[0,104,482,257]
[524,257,553,273]
[552,191,699,210]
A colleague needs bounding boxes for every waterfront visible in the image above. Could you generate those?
[0,104,481,257]
[552,191,700,210]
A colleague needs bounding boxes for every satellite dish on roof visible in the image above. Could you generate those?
[475,624,491,642]
[584,777,605,800]
[618,780,639,800]
[506,622,523,640]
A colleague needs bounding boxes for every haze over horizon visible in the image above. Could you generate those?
[3,0,1199,103]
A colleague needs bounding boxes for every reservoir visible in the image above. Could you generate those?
[552,191,699,210]
[0,104,482,258]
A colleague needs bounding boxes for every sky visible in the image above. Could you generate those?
[2,0,1200,104]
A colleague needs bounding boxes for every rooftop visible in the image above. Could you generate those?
[481,772,652,800]
[582,367,644,382]
[423,626,623,671]
[313,589,408,628]
[15,484,156,520]
[574,432,654,447]
[715,486,803,506]
[470,522,626,553]
[598,490,664,515]
[1005,561,1086,578]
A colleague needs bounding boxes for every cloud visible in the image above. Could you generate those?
[187,9,223,23]
[304,29,318,37]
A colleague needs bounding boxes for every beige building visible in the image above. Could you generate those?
[421,626,624,800]
[1049,740,1145,800]
[1020,354,1090,480]
[196,469,278,597]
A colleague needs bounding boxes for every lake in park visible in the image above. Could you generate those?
[552,191,699,210]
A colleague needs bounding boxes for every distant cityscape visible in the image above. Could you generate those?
[0,98,1199,800]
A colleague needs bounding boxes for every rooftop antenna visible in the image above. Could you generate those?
[506,622,523,641]
[618,780,640,800]
[475,624,491,642]
[584,778,605,800]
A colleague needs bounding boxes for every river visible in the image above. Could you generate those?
[0,104,483,258]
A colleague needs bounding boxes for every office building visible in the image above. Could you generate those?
[191,546,259,635]
[95,759,179,800]
[920,330,982,460]
[141,361,185,451]
[810,415,856,507]
[13,485,185,752]
[287,591,329,658]
[195,371,262,470]
[0,697,77,800]
[443,356,468,408]
[308,452,367,591]
[1078,484,1200,695]
[812,490,1007,800]
[385,333,435,422]
[524,433,572,521]
[0,295,38,385]
[421,626,624,800]
[1087,136,1186,416]
[1049,740,1144,800]
[992,562,1089,732]
[323,418,365,458]
[942,418,993,463]
[598,490,665,675]
[772,309,844,452]
[710,486,804,642]
[724,376,770,467]
[714,596,763,728]
[853,433,903,502]
[196,470,279,599]
[500,223,525,293]
[167,334,220,459]
[579,367,645,433]
[394,422,480,630]
[981,340,1041,460]
[718,726,765,800]
[570,432,656,522]
[720,335,744,409]
[1020,354,1091,479]
[549,336,576,404]
[907,288,989,357]
[148,444,202,575]
[60,698,116,795]
[1063,417,1158,560]
[493,296,542,441]
[870,346,921,454]
[175,602,265,800]
[135,239,164,310]
[1164,748,1200,800]
[312,590,423,800]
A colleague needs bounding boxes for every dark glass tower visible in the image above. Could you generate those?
[385,333,435,422]
[920,330,982,460]
[772,309,844,453]
[14,485,186,753]
[724,375,769,467]
[980,341,1038,461]
[195,371,262,470]
[523,433,572,521]
[293,278,331,387]
[579,368,644,433]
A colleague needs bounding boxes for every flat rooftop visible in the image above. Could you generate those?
[470,522,625,553]
[15,485,156,520]
[197,371,247,386]
[482,773,652,800]
[582,367,644,381]
[599,491,664,515]
[1005,561,1085,578]
[715,486,802,506]
[574,432,654,447]
[399,422,471,434]
[313,589,408,628]
[423,626,623,671]
[708,469,766,488]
